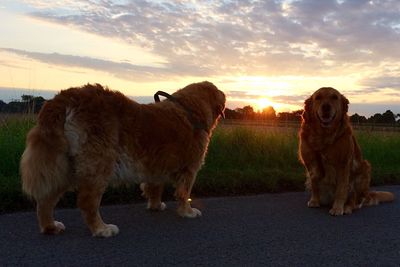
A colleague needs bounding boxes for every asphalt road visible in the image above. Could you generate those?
[1,186,399,266]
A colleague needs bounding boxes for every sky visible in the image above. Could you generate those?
[0,0,399,117]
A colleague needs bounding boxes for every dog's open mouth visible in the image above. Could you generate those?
[318,113,336,128]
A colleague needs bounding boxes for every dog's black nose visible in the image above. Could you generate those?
[322,103,331,113]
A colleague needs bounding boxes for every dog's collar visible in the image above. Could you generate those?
[154,91,209,132]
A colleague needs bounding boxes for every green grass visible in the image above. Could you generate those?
[1,117,399,213]
[196,127,304,195]
[0,116,36,212]
[357,131,400,184]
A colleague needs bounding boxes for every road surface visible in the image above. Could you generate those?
[1,186,399,266]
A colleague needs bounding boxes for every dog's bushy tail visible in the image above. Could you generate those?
[20,100,70,200]
[365,191,395,205]
[356,160,395,206]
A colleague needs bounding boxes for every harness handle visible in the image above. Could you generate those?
[153,90,208,132]
[154,91,174,102]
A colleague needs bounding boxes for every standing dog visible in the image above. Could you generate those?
[298,87,394,215]
[21,81,225,237]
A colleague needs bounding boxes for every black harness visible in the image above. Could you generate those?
[154,91,208,132]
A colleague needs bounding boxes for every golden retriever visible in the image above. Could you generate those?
[298,87,394,216]
[21,81,225,237]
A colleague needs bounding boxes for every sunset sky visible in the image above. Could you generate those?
[0,0,399,116]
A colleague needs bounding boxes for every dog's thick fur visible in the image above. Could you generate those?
[298,87,394,216]
[21,81,225,237]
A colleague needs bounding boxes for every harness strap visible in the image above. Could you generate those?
[153,91,208,132]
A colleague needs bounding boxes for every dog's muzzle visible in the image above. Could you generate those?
[318,104,336,127]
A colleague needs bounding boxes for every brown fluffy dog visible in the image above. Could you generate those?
[299,87,394,216]
[21,81,225,237]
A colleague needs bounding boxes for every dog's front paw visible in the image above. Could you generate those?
[344,205,353,215]
[147,202,166,211]
[93,224,119,238]
[178,207,202,218]
[41,221,65,235]
[307,199,320,208]
[329,206,344,216]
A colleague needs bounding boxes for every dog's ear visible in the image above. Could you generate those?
[302,96,313,123]
[341,94,349,114]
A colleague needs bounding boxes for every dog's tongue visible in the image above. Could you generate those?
[321,116,332,123]
[319,115,334,127]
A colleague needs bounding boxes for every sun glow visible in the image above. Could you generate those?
[255,97,275,111]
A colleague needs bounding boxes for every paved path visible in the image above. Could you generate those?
[1,186,399,266]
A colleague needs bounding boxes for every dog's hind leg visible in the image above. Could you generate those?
[37,190,66,234]
[77,181,119,238]
[140,183,166,211]
[174,169,201,218]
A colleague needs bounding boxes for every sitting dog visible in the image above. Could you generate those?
[298,87,394,215]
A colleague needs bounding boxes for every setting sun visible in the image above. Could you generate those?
[255,98,275,112]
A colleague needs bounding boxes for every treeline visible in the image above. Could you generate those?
[225,105,400,125]
[0,95,45,114]
[225,106,303,122]
[349,110,399,125]
[1,96,399,125]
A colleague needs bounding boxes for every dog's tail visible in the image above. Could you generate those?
[20,99,70,200]
[364,191,395,206]
[354,159,395,207]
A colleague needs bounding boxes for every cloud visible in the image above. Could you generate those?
[0,58,30,70]
[359,76,400,90]
[17,0,399,78]
[270,94,309,106]
[1,48,212,81]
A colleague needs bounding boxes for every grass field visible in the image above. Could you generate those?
[1,116,399,213]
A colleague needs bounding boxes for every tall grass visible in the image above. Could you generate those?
[197,127,304,195]
[357,131,400,184]
[0,117,399,213]
[0,115,36,212]
[0,117,35,176]
[197,126,400,196]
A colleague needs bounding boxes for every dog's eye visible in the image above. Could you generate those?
[331,95,338,100]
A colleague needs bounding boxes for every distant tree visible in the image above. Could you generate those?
[350,113,367,124]
[0,100,5,112]
[2,101,25,113]
[242,105,254,115]
[32,96,46,113]
[381,110,396,124]
[0,95,46,114]
[236,105,255,120]
[367,110,396,124]
[367,113,382,124]
[21,95,35,102]
[260,106,276,121]
[224,108,242,119]
[277,110,302,122]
